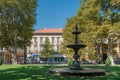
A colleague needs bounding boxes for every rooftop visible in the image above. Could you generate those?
[35,28,63,34]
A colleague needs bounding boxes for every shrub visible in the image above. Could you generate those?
[67,58,73,66]
[105,57,111,66]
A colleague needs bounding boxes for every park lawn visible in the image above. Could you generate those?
[0,64,120,80]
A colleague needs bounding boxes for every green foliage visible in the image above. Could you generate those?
[0,0,37,48]
[41,39,53,58]
[62,0,120,61]
[67,58,73,66]
[0,56,2,65]
[0,0,37,64]
[105,57,111,66]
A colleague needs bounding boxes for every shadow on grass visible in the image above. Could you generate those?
[0,65,120,80]
[0,65,74,80]
[0,65,49,80]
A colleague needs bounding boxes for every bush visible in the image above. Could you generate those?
[0,56,3,65]
[67,58,73,66]
[105,57,111,66]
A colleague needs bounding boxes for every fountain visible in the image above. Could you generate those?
[49,25,105,76]
[66,24,86,70]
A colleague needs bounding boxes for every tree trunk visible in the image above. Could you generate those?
[100,43,103,64]
[24,46,27,64]
[11,43,18,64]
[108,34,115,66]
[11,53,17,64]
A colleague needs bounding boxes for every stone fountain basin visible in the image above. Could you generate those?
[49,68,105,76]
[67,43,86,48]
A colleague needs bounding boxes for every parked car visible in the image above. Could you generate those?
[80,59,93,64]
[115,58,120,64]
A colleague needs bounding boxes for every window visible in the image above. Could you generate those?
[33,37,38,47]
[52,37,55,44]
[57,44,59,52]
[33,37,38,53]
[57,37,60,44]
[40,37,43,44]
[45,37,49,41]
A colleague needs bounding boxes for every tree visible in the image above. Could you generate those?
[62,0,120,65]
[95,0,120,65]
[40,38,53,59]
[62,0,100,60]
[0,0,37,64]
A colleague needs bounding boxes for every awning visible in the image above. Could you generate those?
[32,53,38,57]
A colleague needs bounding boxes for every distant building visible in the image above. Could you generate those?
[27,28,67,64]
[28,28,63,54]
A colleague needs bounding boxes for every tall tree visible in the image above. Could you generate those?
[95,0,120,65]
[0,0,37,64]
[62,0,120,65]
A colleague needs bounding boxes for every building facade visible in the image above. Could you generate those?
[26,28,67,64]
[28,28,63,54]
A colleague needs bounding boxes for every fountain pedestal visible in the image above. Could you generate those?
[70,61,82,70]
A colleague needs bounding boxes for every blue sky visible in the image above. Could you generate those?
[33,0,80,30]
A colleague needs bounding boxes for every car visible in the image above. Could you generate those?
[115,58,120,64]
[80,59,93,64]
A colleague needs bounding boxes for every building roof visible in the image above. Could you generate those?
[35,28,63,34]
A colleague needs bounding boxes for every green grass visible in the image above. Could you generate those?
[0,64,120,80]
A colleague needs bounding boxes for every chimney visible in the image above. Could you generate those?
[44,27,47,30]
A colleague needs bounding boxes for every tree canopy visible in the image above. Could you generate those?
[62,0,120,64]
[0,0,37,64]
